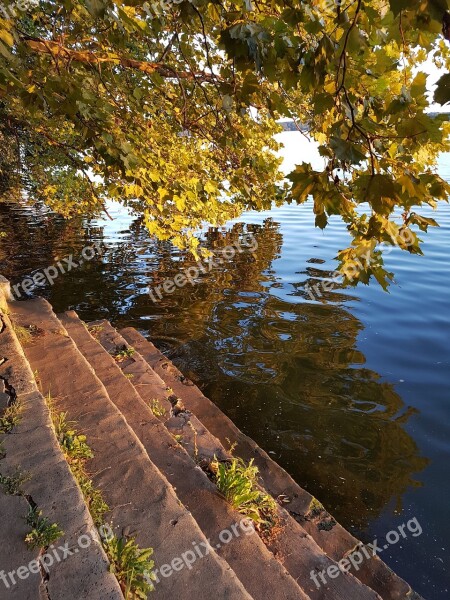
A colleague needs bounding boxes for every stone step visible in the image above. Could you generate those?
[121,327,419,600]
[0,300,123,600]
[9,298,252,600]
[61,311,311,600]
[90,319,381,600]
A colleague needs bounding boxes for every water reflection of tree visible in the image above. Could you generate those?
[0,203,428,531]
[0,201,98,282]
[136,219,428,532]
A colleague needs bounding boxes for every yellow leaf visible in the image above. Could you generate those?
[0,30,14,47]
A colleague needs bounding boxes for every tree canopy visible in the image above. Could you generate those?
[1,0,450,288]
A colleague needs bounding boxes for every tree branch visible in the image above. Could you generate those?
[24,38,220,83]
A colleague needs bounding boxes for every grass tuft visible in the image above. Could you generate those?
[114,345,135,361]
[88,324,104,337]
[12,324,33,346]
[104,535,156,599]
[211,457,278,528]
[25,506,63,549]
[55,412,93,461]
[0,401,22,433]
[150,399,166,418]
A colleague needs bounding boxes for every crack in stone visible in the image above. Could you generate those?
[0,375,17,408]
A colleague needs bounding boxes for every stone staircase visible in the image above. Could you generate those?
[0,281,423,600]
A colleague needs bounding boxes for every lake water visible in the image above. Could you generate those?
[0,133,449,598]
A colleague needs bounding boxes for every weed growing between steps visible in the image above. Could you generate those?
[104,535,156,599]
[11,323,43,346]
[11,323,33,346]
[150,398,166,418]
[25,506,64,550]
[0,400,22,433]
[0,470,64,551]
[0,468,30,495]
[209,457,278,532]
[46,393,156,597]
[113,345,135,362]
[187,420,199,462]
[87,324,104,338]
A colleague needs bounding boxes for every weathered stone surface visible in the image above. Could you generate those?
[11,299,251,600]
[90,319,229,464]
[121,328,417,600]
[62,311,312,600]
[1,306,123,600]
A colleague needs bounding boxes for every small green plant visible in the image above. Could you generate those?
[103,535,156,599]
[124,373,134,380]
[114,346,135,361]
[73,467,109,525]
[0,469,30,495]
[55,412,93,461]
[211,458,277,527]
[25,506,63,549]
[150,399,166,418]
[88,324,104,339]
[0,401,22,433]
[33,369,42,390]
[225,437,238,455]
[187,421,199,462]
[172,434,183,444]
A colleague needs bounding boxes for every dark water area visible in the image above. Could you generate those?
[0,135,449,598]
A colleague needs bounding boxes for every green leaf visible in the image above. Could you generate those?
[434,73,450,105]
[330,137,367,165]
[406,213,439,231]
[85,0,107,17]
[315,212,328,229]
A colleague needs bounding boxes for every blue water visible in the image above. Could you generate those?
[0,133,449,598]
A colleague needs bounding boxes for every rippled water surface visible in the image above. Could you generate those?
[0,134,449,598]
